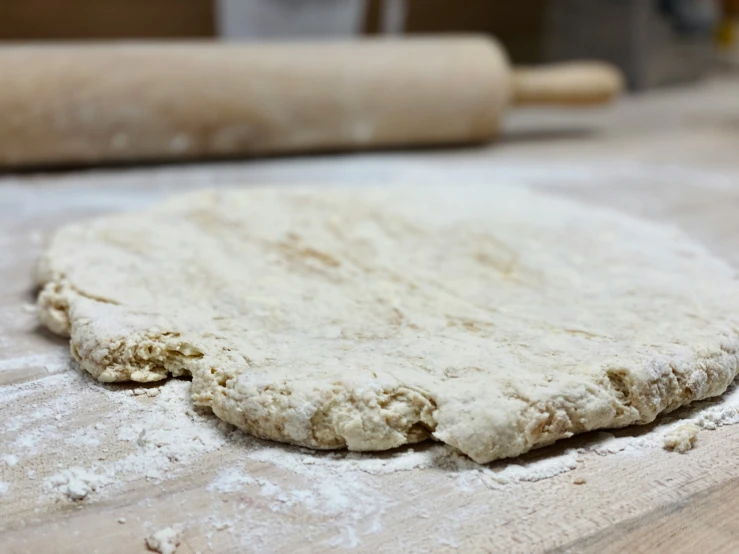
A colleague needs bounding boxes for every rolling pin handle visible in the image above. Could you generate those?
[511,62,624,107]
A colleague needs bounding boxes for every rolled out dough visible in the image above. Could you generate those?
[36,185,739,463]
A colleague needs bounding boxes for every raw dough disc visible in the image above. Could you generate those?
[36,185,739,463]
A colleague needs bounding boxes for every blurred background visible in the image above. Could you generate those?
[1,0,738,90]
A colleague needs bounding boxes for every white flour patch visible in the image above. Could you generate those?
[482,450,580,487]
[64,428,101,448]
[145,525,183,554]
[241,447,394,549]
[688,384,739,430]
[247,444,444,475]
[0,370,232,503]
[46,467,109,501]
[106,379,227,483]
[0,481,9,495]
[195,442,581,547]
[11,429,63,454]
[207,468,255,494]
[589,432,661,456]
[2,454,18,467]
[345,448,440,474]
[3,372,94,455]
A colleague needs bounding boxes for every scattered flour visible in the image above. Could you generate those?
[2,454,18,467]
[109,379,227,483]
[4,372,228,503]
[675,384,739,433]
[249,444,442,476]
[692,402,739,430]
[4,360,739,549]
[0,481,8,495]
[207,468,256,494]
[46,467,109,501]
[242,448,392,548]
[481,450,580,487]
[663,423,700,453]
[145,525,183,554]
[590,432,660,456]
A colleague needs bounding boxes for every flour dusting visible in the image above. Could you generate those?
[2,454,18,467]
[145,525,183,554]
[46,467,109,501]
[207,468,255,494]
[110,379,227,482]
[4,351,739,550]
[482,450,580,487]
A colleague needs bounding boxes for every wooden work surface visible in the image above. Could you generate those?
[2,76,739,554]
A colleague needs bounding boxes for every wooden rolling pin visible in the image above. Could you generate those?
[0,36,622,168]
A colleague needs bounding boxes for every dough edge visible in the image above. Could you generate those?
[36,270,739,464]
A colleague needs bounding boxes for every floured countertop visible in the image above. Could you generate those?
[2,76,739,553]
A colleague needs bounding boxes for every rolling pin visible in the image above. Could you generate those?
[0,36,622,168]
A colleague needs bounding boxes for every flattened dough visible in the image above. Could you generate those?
[36,185,739,463]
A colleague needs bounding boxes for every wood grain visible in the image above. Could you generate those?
[1,77,739,553]
[554,475,739,553]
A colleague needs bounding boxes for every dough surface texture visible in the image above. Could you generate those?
[36,185,739,463]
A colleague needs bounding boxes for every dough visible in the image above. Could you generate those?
[663,423,700,453]
[36,185,739,463]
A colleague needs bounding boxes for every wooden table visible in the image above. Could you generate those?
[2,76,739,554]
